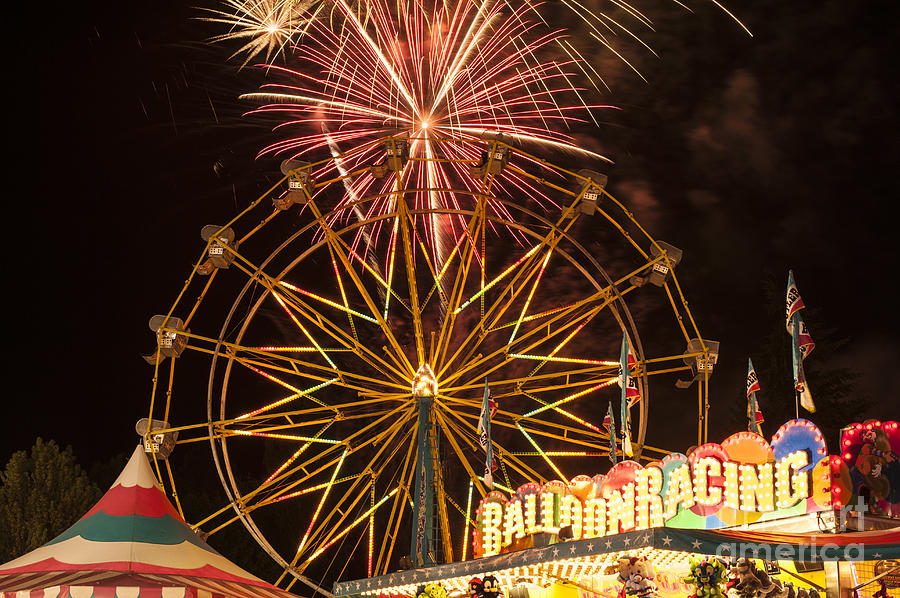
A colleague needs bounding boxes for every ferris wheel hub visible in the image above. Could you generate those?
[412,363,438,398]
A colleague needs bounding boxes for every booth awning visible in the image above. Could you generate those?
[0,446,298,598]
[334,524,900,597]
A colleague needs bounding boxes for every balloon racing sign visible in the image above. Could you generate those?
[475,419,834,558]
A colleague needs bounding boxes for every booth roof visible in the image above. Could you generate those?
[0,446,299,598]
[334,524,900,597]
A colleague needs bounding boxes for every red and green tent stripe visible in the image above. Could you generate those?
[0,446,303,598]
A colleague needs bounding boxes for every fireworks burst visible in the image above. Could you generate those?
[199,0,746,269]
[239,0,612,266]
[199,0,323,65]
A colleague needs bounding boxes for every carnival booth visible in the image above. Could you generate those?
[0,445,299,598]
[333,420,900,598]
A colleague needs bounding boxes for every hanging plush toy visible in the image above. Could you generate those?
[482,576,503,598]
[469,578,485,598]
[417,583,448,598]
[683,556,729,598]
[617,555,660,598]
[729,559,793,598]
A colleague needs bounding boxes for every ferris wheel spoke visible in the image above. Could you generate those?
[265,290,411,387]
[244,412,408,510]
[435,241,550,380]
[295,413,415,566]
[439,299,609,392]
[381,214,400,319]
[375,422,418,575]
[164,329,349,381]
[506,250,552,345]
[306,198,416,376]
[326,242,362,343]
[435,406,548,486]
[277,280,378,324]
[518,389,606,434]
[259,420,335,485]
[408,205,450,313]
[196,397,407,440]
[230,353,407,396]
[435,192,490,370]
[230,257,409,383]
[396,193,427,365]
[439,363,617,396]
[507,304,617,382]
[236,412,411,543]
[443,402,608,448]
[438,263,616,389]
[296,448,349,555]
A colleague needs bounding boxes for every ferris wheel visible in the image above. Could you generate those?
[142,134,713,593]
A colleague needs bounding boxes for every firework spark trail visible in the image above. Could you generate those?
[199,0,324,65]
[239,0,617,277]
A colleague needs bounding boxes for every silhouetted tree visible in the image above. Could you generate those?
[0,438,101,562]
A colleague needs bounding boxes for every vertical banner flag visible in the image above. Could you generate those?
[604,402,618,464]
[746,358,764,435]
[477,379,495,489]
[786,270,816,412]
[618,333,635,457]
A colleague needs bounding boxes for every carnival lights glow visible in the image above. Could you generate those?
[475,419,833,557]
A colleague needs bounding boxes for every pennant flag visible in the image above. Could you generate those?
[797,313,816,359]
[619,334,634,458]
[785,270,806,328]
[617,333,642,407]
[786,271,816,412]
[746,358,764,435]
[603,402,618,464]
[477,379,496,488]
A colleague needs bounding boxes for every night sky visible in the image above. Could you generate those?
[5,0,898,568]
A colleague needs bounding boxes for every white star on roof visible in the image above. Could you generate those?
[663,536,672,546]
[605,540,613,549]
[570,544,577,553]
[872,552,883,559]
[691,540,702,550]
[587,543,595,552]
[553,548,559,556]
[624,537,632,546]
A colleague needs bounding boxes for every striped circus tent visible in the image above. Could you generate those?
[0,445,299,598]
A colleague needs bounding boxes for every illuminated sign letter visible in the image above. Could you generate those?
[723,460,739,510]
[502,499,526,547]
[583,497,607,538]
[738,463,775,512]
[636,466,664,529]
[524,493,540,534]
[663,464,695,520]
[481,502,503,556]
[693,456,723,507]
[540,492,559,534]
[605,483,635,533]
[775,451,810,508]
[559,494,583,540]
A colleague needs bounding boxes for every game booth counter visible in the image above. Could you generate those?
[334,420,900,598]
